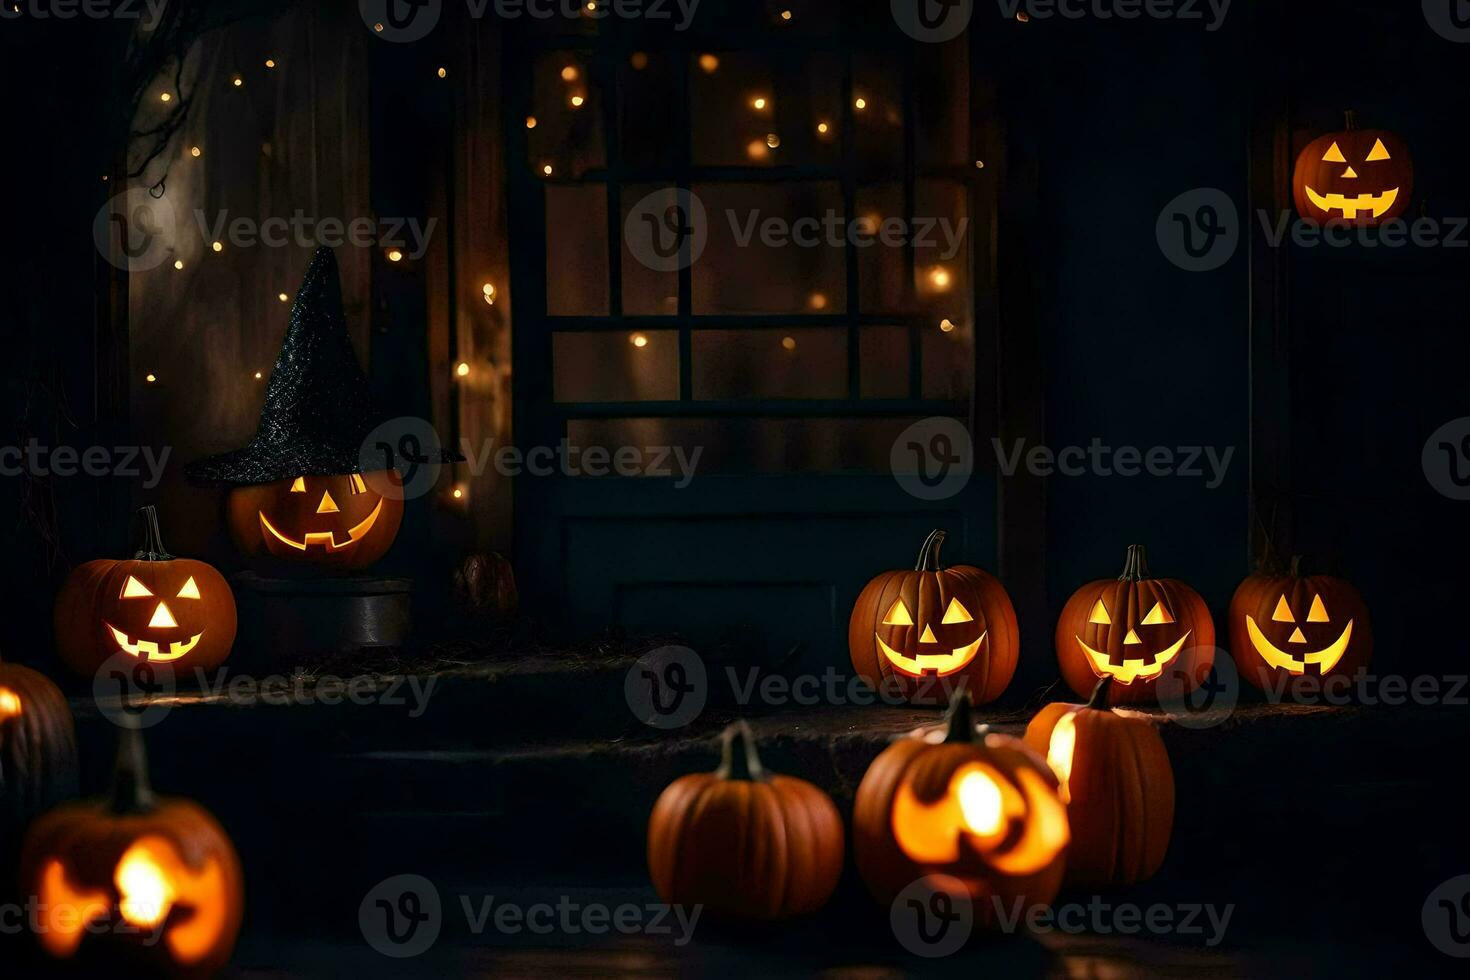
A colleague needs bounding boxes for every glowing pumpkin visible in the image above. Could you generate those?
[1055,545,1214,705]
[852,692,1069,921]
[1293,117,1412,226]
[849,529,1019,705]
[0,654,79,859]
[647,720,844,920]
[1023,677,1173,888]
[1229,557,1372,697]
[54,507,237,678]
[226,470,404,569]
[20,728,244,979]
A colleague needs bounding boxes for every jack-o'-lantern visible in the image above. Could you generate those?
[54,507,237,679]
[0,653,79,863]
[850,530,1019,705]
[853,692,1069,921]
[226,470,404,569]
[648,720,844,920]
[20,728,244,979]
[1055,545,1214,705]
[1023,678,1173,888]
[1293,115,1412,226]
[1229,557,1372,697]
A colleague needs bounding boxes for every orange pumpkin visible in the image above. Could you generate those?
[849,530,1019,705]
[20,728,244,979]
[54,507,237,679]
[1023,677,1173,888]
[647,720,844,921]
[1293,116,1412,227]
[853,692,1069,922]
[1055,545,1214,705]
[227,470,403,569]
[0,653,79,857]
[1229,557,1372,697]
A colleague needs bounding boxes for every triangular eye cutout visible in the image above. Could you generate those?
[121,576,153,599]
[1366,138,1391,161]
[290,477,307,493]
[882,599,914,627]
[1271,595,1295,622]
[1088,599,1111,625]
[1322,141,1346,163]
[177,576,201,600]
[942,597,974,624]
[1140,601,1174,626]
[1307,594,1330,622]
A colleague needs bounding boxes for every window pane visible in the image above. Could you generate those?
[853,54,903,179]
[860,326,910,399]
[692,182,845,314]
[620,184,681,316]
[553,331,678,403]
[621,51,679,169]
[529,52,604,178]
[546,184,609,315]
[916,38,970,167]
[692,328,847,400]
[690,51,778,167]
[856,183,905,313]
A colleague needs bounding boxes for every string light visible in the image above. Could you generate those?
[630,333,649,348]
[808,292,827,310]
[698,53,719,73]
[751,96,767,110]
[939,318,957,333]
[373,22,384,32]
[211,241,223,253]
[173,260,184,270]
[746,139,770,161]
[482,282,497,305]
[386,248,404,262]
[570,95,585,107]
[780,9,792,20]
[437,67,448,79]
[781,335,796,350]
[265,59,276,69]
[159,92,172,103]
[816,121,830,134]
[190,146,201,157]
[929,267,952,290]
[561,65,579,82]
[854,97,867,111]
[765,133,780,148]
[278,292,289,302]
[526,116,537,129]
[145,373,158,384]
[456,361,470,377]
[975,160,985,169]
[232,75,243,88]
[542,164,554,176]
[452,486,465,500]
[253,371,264,380]
[630,52,648,70]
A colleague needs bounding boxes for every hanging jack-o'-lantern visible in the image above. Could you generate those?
[1055,545,1214,705]
[849,530,1019,704]
[648,720,844,920]
[226,471,404,569]
[20,728,244,980]
[1292,114,1412,226]
[853,692,1069,920]
[1229,557,1372,696]
[54,507,237,679]
[0,653,79,856]
[1023,678,1173,888]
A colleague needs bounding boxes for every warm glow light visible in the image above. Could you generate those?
[1047,712,1077,803]
[232,76,243,88]
[145,373,158,384]
[278,292,289,302]
[570,95,585,107]
[630,52,649,70]
[160,92,172,103]
[525,115,538,129]
[116,843,177,929]
[561,65,579,81]
[881,599,913,627]
[190,146,201,157]
[452,486,465,499]
[808,292,828,310]
[482,282,497,304]
[854,97,867,110]
[816,121,830,134]
[698,53,719,73]
[316,490,339,515]
[975,160,985,169]
[148,601,178,630]
[36,862,109,958]
[957,769,1006,835]
[386,248,404,262]
[631,333,649,348]
[542,164,554,176]
[265,59,276,69]
[746,139,770,161]
[942,597,974,624]
[456,361,470,377]
[177,576,201,600]
[752,96,767,110]
[254,371,263,380]
[173,260,184,271]
[928,267,951,290]
[374,22,384,32]
[939,318,956,333]
[212,241,223,253]
[780,9,792,20]
[122,575,154,598]
[0,687,21,720]
[781,336,796,351]
[437,67,448,79]
[766,133,780,148]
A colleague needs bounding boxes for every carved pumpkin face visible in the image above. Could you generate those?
[1229,562,1372,695]
[849,530,1019,705]
[54,508,237,679]
[20,731,243,980]
[1293,127,1412,226]
[1055,545,1214,705]
[227,470,404,569]
[853,696,1068,919]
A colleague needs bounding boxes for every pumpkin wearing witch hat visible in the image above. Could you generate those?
[186,247,457,569]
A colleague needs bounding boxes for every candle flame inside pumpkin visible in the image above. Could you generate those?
[1046,712,1077,804]
[0,686,21,720]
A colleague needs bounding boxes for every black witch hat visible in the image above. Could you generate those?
[186,247,457,486]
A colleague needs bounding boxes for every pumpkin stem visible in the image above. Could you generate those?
[941,688,977,744]
[134,505,174,562]
[715,720,767,782]
[111,727,158,814]
[1085,676,1113,710]
[1289,555,1303,578]
[1344,109,1358,131]
[1118,544,1150,582]
[915,529,947,572]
